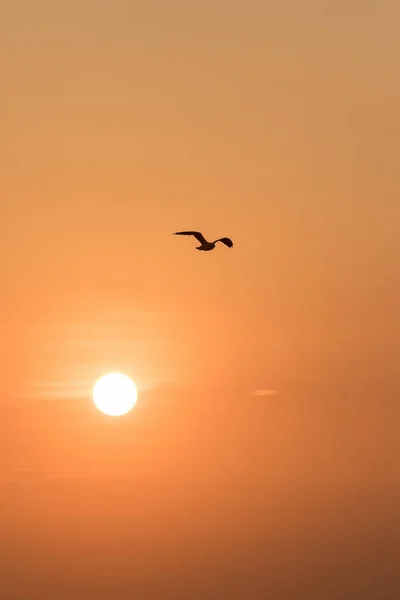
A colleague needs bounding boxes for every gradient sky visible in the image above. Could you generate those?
[1,1,400,598]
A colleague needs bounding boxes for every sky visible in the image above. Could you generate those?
[1,1,400,598]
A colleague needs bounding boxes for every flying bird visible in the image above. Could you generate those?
[173,231,233,251]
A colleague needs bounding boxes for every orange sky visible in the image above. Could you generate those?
[1,1,400,598]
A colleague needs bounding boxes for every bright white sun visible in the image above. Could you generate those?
[93,373,138,416]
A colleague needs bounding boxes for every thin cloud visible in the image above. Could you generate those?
[28,381,92,400]
[251,389,281,397]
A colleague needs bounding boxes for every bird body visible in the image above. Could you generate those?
[173,231,233,251]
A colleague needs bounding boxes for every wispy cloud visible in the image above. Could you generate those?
[28,381,92,400]
[251,389,281,397]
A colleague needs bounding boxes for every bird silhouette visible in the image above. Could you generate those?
[173,231,233,251]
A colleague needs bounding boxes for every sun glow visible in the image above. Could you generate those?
[93,373,137,416]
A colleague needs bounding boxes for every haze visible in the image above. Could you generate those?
[1,1,399,598]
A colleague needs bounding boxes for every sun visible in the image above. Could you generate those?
[93,373,138,416]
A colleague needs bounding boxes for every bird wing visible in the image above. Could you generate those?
[173,231,207,244]
[215,237,233,248]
